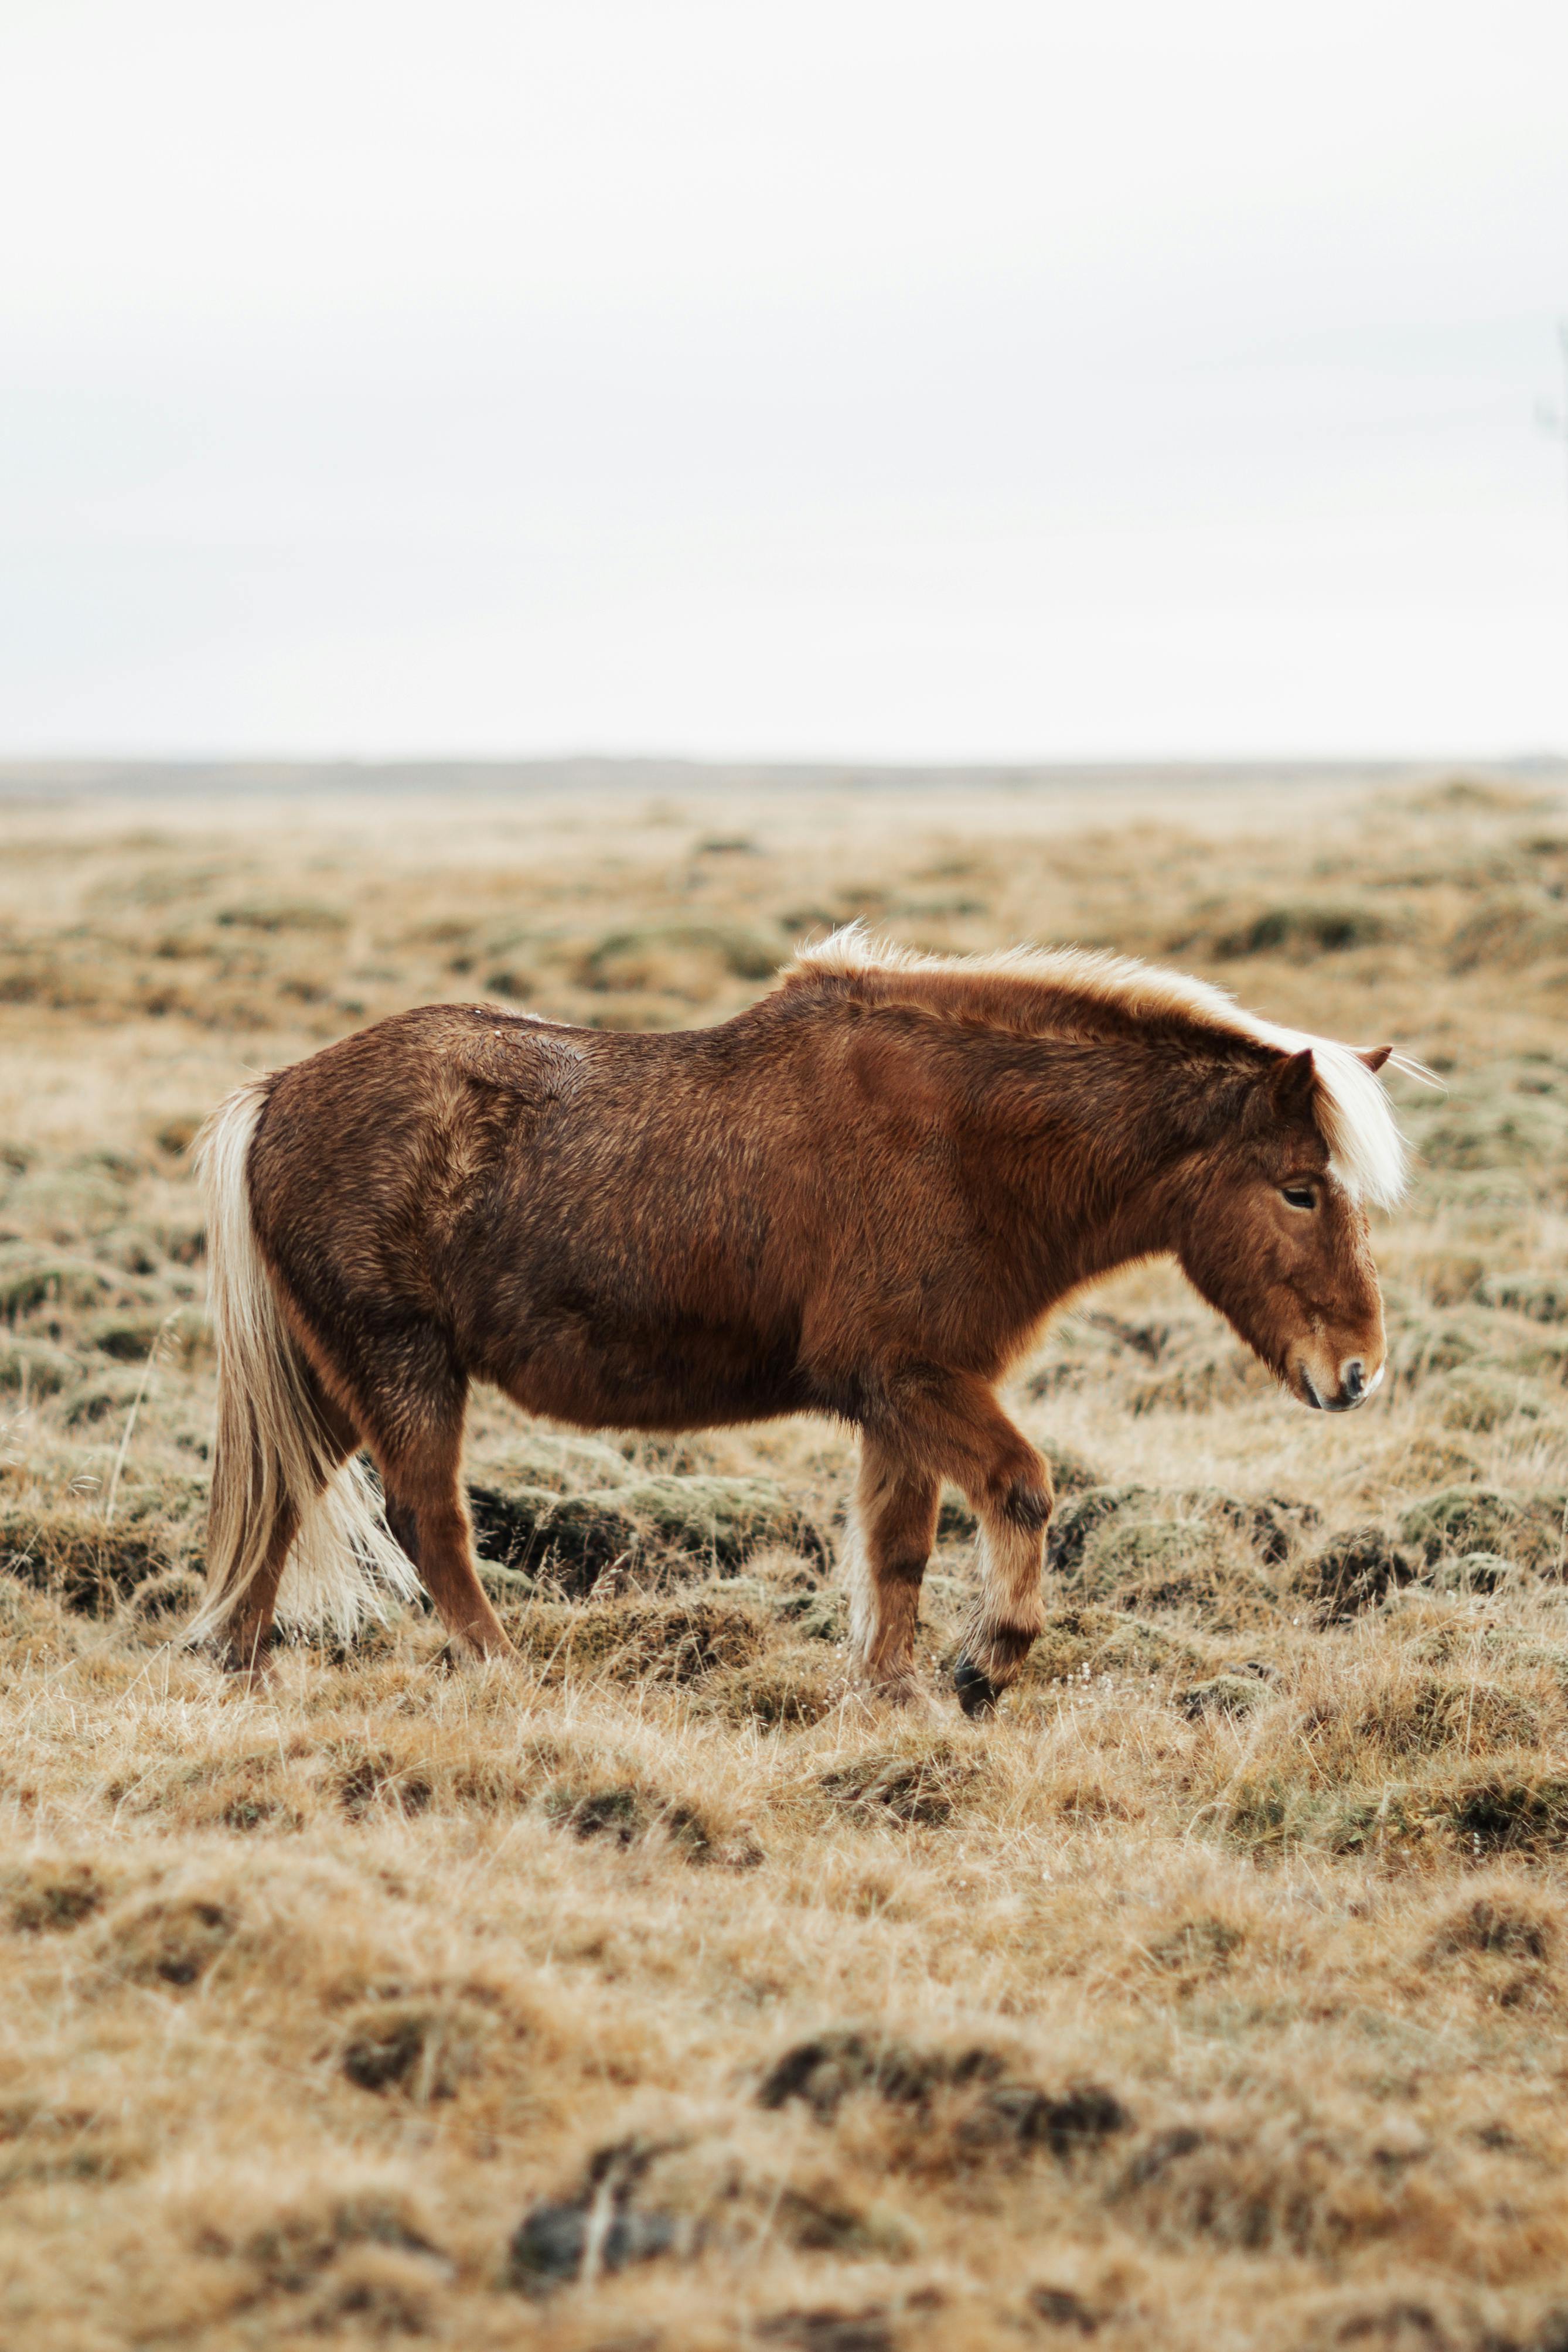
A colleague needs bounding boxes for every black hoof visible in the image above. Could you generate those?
[953,1656,1001,1718]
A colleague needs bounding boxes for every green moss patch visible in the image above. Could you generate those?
[467,1472,824,1594]
[1398,1488,1568,1573]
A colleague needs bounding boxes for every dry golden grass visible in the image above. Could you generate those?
[4,766,1568,2349]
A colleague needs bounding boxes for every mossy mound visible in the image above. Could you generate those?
[1175,1674,1269,1722]
[214,899,348,934]
[468,1430,635,1494]
[0,1337,77,1397]
[466,1485,637,1594]
[616,1474,826,1563]
[1447,892,1568,973]
[1413,1097,1568,1174]
[1205,902,1393,960]
[1396,1678,1541,1755]
[1477,1272,1568,1323]
[466,1472,823,1594]
[1430,1550,1518,1596]
[1450,1772,1568,1855]
[1439,1368,1551,1434]
[1020,1606,1204,1687]
[1048,1487,1300,1581]
[817,1733,991,1828]
[0,1485,204,1613]
[707,1648,837,1727]
[1398,1487,1568,1573]
[1037,1437,1106,1497]
[510,1594,769,1685]
[64,1368,154,1427]
[1296,1526,1421,1624]
[84,1304,209,1367]
[0,1247,117,1318]
[1078,1516,1220,1611]
[578,921,783,994]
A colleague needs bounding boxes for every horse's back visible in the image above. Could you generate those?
[247,996,825,1297]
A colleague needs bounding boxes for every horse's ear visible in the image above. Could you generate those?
[1270,1047,1317,1120]
[1358,1044,1393,1073]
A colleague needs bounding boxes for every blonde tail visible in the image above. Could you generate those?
[188,1080,419,1647]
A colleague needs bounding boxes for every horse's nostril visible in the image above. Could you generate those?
[1344,1359,1365,1402]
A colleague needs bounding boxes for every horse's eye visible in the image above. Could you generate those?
[1281,1183,1317,1211]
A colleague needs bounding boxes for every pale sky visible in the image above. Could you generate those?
[2,0,1566,761]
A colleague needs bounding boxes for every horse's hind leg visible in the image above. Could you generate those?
[218,1388,356,1676]
[295,1301,512,1661]
[368,1381,512,1662]
[220,1497,298,1677]
[844,1434,939,1701]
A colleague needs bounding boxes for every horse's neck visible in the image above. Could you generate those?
[986,1041,1199,1303]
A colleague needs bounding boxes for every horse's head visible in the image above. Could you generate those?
[1174,1041,1399,1412]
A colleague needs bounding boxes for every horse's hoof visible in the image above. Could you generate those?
[953,1656,1001,1718]
[876,1676,938,1720]
[830,1666,933,1717]
[216,1648,276,1689]
[435,1635,516,1672]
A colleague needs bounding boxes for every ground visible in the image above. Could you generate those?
[2,765,1568,2350]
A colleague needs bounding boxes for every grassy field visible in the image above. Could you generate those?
[4,767,1568,2351]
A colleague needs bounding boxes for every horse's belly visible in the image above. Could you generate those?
[495,1325,812,1434]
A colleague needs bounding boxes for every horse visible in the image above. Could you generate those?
[191,926,1406,1713]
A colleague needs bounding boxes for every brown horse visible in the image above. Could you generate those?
[192,929,1406,1712]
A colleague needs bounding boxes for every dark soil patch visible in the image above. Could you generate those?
[335,1756,434,1821]
[0,1860,108,1932]
[954,2081,1130,2162]
[546,1782,649,1845]
[340,1999,493,2101]
[109,1896,236,1986]
[1029,2285,1100,2334]
[236,2196,445,2296]
[1427,1896,1557,1962]
[1451,1775,1568,1855]
[466,1484,638,1595]
[758,2030,1005,2120]
[756,2308,898,2352]
[1298,1526,1422,1623]
[819,1743,983,1827]
[505,2137,688,2295]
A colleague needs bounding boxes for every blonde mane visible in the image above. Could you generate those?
[788,923,1410,1208]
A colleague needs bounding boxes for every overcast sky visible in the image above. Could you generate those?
[3,0,1566,761]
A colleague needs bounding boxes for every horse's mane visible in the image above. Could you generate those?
[784,923,1410,1208]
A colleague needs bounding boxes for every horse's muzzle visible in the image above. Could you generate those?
[1297,1356,1383,1412]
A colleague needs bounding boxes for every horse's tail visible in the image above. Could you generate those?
[188,1079,416,1647]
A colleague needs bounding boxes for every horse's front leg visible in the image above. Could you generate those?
[874,1369,1054,1719]
[954,1470,1054,1718]
[843,1434,939,1703]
